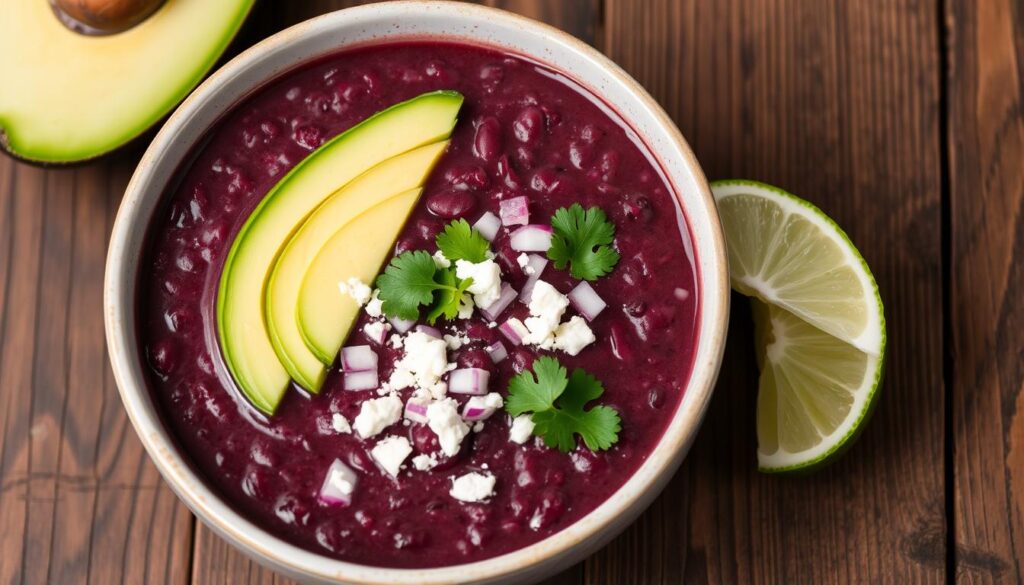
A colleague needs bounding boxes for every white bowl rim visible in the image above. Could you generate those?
[103,2,730,583]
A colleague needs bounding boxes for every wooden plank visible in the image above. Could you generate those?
[190,1,597,583]
[0,152,194,584]
[592,0,946,582]
[948,0,1024,582]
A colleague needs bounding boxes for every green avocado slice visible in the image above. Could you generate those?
[217,90,463,415]
[0,0,254,164]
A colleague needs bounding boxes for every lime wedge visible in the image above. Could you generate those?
[712,180,886,472]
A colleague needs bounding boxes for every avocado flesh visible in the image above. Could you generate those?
[0,0,253,163]
[298,188,423,365]
[218,91,464,415]
[266,141,447,388]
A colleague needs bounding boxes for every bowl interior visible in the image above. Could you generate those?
[104,2,728,583]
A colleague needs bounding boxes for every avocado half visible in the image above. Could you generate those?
[0,0,254,164]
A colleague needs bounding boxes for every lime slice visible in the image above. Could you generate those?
[712,180,886,472]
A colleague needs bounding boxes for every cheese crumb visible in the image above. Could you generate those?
[370,436,413,478]
[388,331,450,398]
[444,332,470,350]
[553,316,596,356]
[522,281,569,348]
[455,259,503,310]
[353,394,402,438]
[363,320,389,344]
[449,472,496,503]
[427,398,470,456]
[516,253,534,274]
[509,415,535,444]
[339,277,372,305]
[433,250,452,269]
[364,289,384,318]
[412,453,438,471]
[388,334,404,349]
[331,413,351,434]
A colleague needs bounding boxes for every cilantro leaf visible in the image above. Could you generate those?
[547,204,620,281]
[375,251,439,320]
[505,356,621,452]
[436,219,489,263]
[425,269,473,324]
[506,356,568,416]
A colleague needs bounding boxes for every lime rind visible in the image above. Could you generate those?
[711,179,887,473]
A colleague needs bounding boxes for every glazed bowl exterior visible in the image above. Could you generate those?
[104,2,729,583]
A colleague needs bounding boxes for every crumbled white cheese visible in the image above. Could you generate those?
[370,436,413,478]
[455,259,503,310]
[553,316,596,356]
[487,321,497,329]
[433,250,452,269]
[364,289,383,318]
[412,453,438,471]
[517,253,532,273]
[388,334,404,349]
[363,320,389,344]
[521,281,569,347]
[509,415,536,444]
[449,472,496,503]
[473,421,485,433]
[353,394,402,438]
[427,398,470,456]
[326,464,357,497]
[444,332,470,350]
[457,294,475,319]
[388,331,451,398]
[339,277,372,305]
[331,413,351,434]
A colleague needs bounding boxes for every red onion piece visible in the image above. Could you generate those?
[387,316,415,334]
[518,254,549,303]
[472,211,501,241]
[404,398,430,424]
[499,318,528,346]
[509,224,553,252]
[499,196,530,226]
[343,370,378,391]
[462,402,495,421]
[341,345,378,372]
[415,324,442,339]
[319,459,358,506]
[485,341,508,364]
[448,368,490,395]
[567,281,607,321]
[479,283,517,321]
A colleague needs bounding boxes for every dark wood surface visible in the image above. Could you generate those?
[0,0,1019,583]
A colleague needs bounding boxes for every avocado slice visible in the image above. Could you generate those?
[297,188,424,365]
[218,91,463,415]
[265,141,448,388]
[0,0,253,163]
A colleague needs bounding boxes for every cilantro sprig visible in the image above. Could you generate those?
[375,250,473,324]
[436,219,489,263]
[506,356,621,452]
[547,204,620,281]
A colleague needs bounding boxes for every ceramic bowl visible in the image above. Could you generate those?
[104,2,729,583]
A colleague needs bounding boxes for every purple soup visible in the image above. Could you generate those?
[140,42,699,568]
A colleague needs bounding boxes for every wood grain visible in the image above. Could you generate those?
[0,151,194,585]
[948,0,1024,582]
[592,0,947,583]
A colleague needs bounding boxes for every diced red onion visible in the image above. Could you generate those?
[362,322,388,346]
[472,211,501,241]
[674,287,690,302]
[387,316,415,334]
[518,254,549,303]
[499,196,530,226]
[319,459,358,506]
[462,396,499,421]
[479,283,517,321]
[485,341,508,364]
[568,281,607,321]
[509,224,553,252]
[415,324,442,339]
[499,318,528,346]
[404,398,430,424]
[341,345,378,372]
[343,370,378,391]
[448,368,490,395]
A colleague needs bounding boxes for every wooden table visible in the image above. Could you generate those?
[1,0,1020,583]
